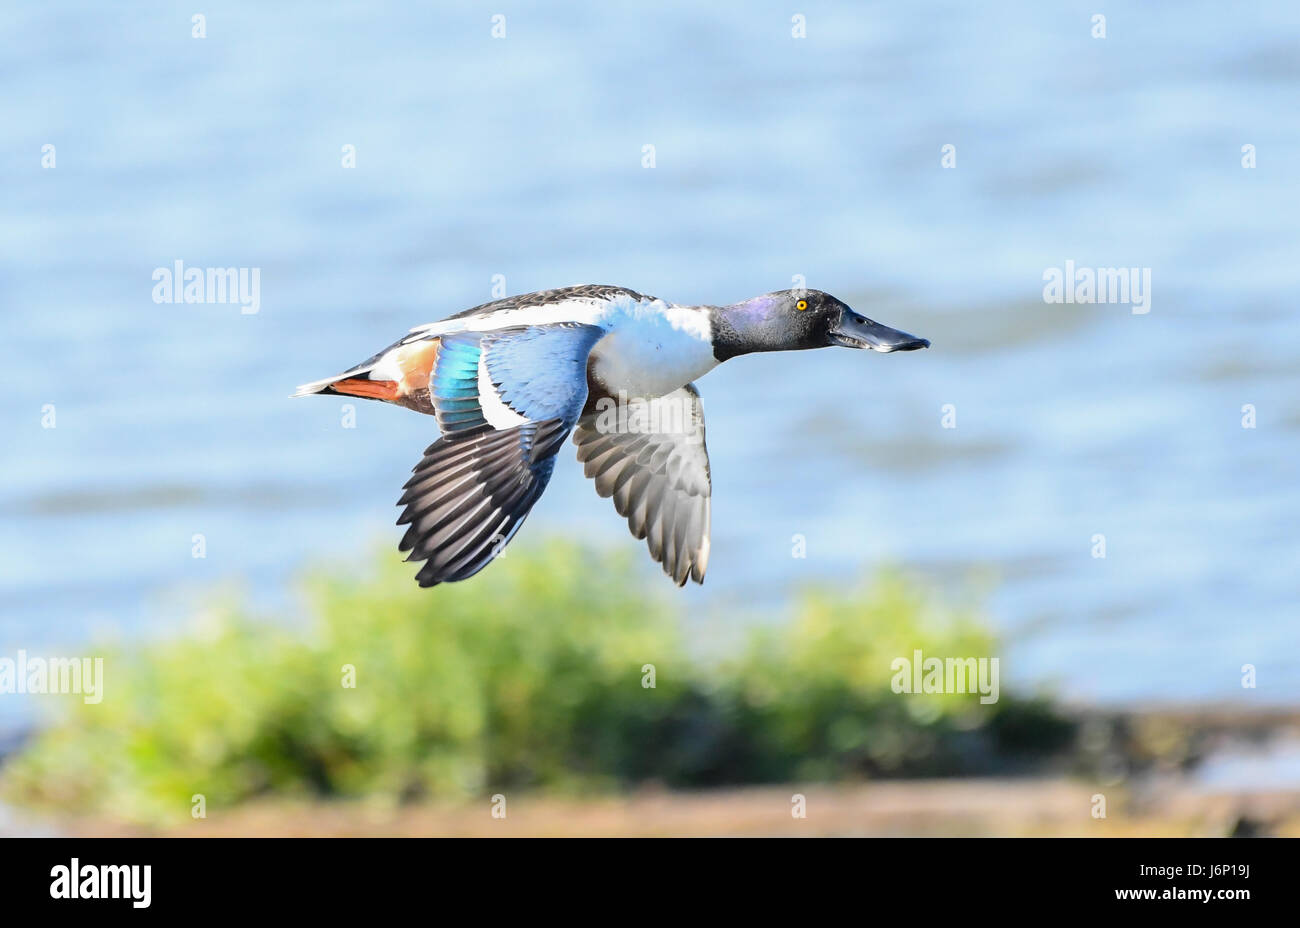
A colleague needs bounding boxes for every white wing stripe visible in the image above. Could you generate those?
[477,350,530,429]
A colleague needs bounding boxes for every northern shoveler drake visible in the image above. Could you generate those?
[294,285,929,587]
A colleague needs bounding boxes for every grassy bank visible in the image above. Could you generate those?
[2,541,1077,825]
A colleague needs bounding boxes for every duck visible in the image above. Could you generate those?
[294,285,929,587]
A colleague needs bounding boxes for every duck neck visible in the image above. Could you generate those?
[708,296,784,361]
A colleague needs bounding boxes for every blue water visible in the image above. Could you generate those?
[2,1,1298,725]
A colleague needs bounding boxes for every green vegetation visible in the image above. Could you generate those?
[2,541,1073,824]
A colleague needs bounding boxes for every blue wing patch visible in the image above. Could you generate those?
[482,323,605,424]
[429,324,605,435]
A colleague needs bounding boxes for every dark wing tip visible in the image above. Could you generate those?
[396,420,568,588]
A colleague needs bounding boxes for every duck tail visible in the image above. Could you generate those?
[294,335,446,404]
[291,373,347,397]
[292,366,398,402]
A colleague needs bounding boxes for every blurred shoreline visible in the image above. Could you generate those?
[6,704,1300,837]
[13,774,1300,839]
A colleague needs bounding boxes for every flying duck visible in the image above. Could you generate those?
[294,285,929,587]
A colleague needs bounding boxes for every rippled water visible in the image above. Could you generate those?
[2,1,1297,728]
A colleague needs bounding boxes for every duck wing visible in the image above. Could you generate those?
[573,383,712,586]
[397,323,605,586]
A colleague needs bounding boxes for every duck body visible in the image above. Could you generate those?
[295,284,928,587]
[318,285,719,409]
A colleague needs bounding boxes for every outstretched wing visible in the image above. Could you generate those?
[397,323,605,586]
[573,383,711,586]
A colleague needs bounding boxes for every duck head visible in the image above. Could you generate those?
[710,289,930,361]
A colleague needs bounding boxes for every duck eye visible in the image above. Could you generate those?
[796,299,808,311]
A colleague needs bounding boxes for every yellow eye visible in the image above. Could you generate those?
[796,299,808,311]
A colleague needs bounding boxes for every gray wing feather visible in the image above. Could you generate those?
[574,384,712,586]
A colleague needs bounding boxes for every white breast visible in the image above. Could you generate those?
[589,296,718,398]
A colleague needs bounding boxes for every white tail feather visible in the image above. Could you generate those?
[291,372,355,398]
